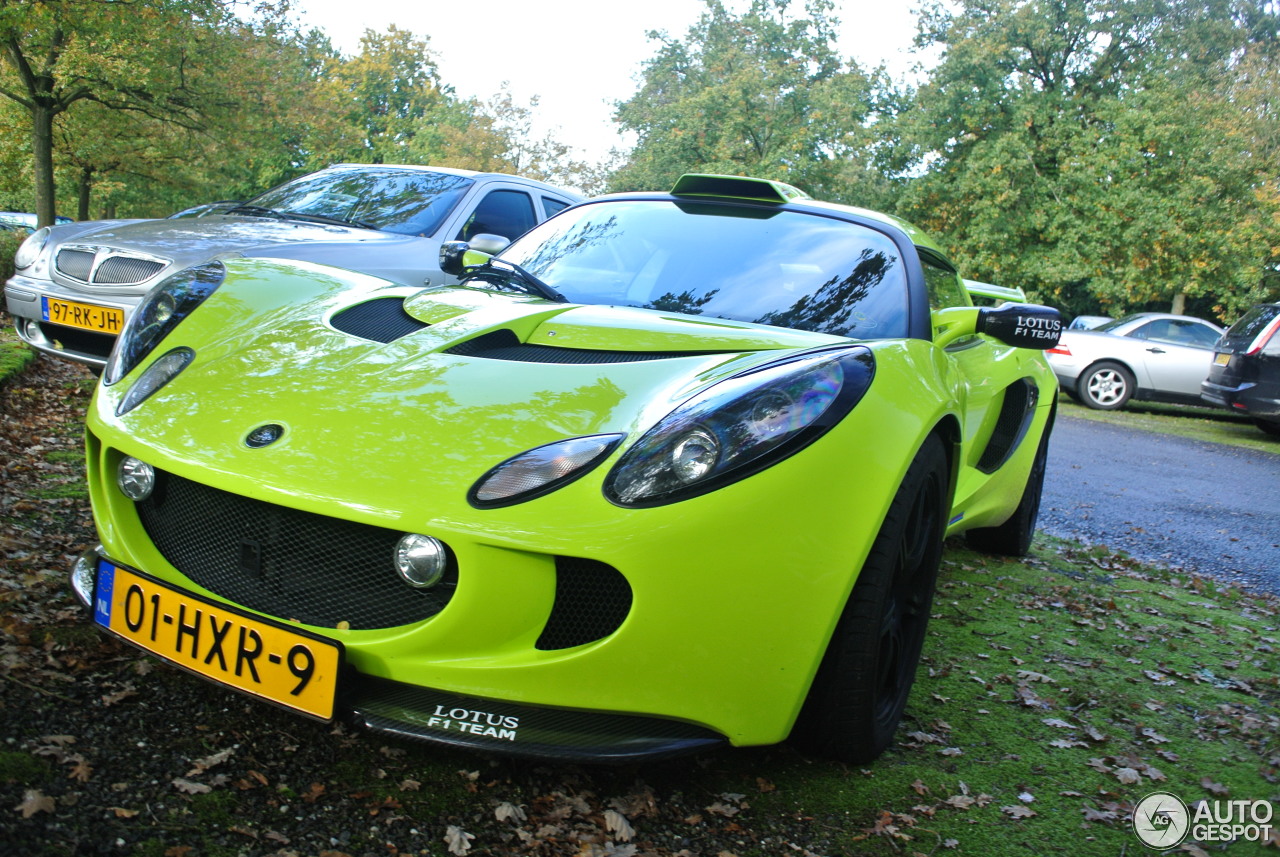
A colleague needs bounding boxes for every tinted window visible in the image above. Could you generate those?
[1133,318,1220,349]
[921,255,968,310]
[501,200,908,339]
[250,168,474,236]
[1225,305,1280,345]
[543,197,572,217]
[457,190,537,242]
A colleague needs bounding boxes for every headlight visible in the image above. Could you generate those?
[14,227,50,270]
[104,261,225,385]
[116,347,194,415]
[604,348,875,507]
[469,434,625,508]
[394,534,448,588]
[117,456,156,500]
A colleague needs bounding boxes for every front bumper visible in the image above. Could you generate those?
[70,546,724,762]
[5,274,136,366]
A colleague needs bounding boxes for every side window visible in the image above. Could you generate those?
[1178,321,1223,349]
[920,256,969,311]
[457,190,537,242]
[542,197,571,218]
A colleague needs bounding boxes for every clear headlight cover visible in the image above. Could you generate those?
[604,348,875,507]
[104,261,225,385]
[116,347,194,416]
[469,434,625,508]
[14,226,50,270]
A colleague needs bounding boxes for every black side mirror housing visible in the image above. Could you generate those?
[440,240,470,277]
[976,303,1063,349]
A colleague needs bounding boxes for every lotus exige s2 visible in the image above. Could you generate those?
[73,174,1062,763]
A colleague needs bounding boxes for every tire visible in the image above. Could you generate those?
[1256,419,1280,438]
[965,428,1049,556]
[1076,361,1134,410]
[790,435,948,764]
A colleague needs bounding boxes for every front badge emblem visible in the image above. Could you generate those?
[245,423,284,448]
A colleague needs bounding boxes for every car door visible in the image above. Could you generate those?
[1128,318,1220,396]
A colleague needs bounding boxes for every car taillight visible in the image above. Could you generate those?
[1246,315,1280,355]
[1046,344,1071,356]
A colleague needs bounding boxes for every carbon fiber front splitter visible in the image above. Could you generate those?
[347,674,726,763]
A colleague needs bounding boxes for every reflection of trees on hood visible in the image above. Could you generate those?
[754,249,893,336]
[643,289,718,316]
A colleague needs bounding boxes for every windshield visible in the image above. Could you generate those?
[1093,314,1147,334]
[248,168,474,236]
[498,200,908,339]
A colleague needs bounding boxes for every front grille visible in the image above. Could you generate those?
[134,469,457,630]
[330,297,428,343]
[447,329,698,364]
[34,322,116,359]
[536,558,632,650]
[93,256,166,284]
[55,248,95,281]
[55,248,166,285]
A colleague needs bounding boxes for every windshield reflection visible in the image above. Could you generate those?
[500,200,906,339]
[249,167,474,237]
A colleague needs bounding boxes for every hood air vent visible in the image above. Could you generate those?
[446,328,703,364]
[331,297,428,343]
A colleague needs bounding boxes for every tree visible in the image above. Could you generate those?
[0,0,279,225]
[887,0,1278,319]
[611,0,883,202]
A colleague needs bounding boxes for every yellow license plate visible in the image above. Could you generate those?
[1214,352,1231,366]
[41,296,125,334]
[93,561,342,720]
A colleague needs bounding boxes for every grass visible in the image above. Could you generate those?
[1058,393,1280,455]
[0,317,35,386]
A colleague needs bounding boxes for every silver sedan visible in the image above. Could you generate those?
[5,164,581,368]
[1045,312,1225,409]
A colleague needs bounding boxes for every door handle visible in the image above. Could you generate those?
[1146,347,1166,353]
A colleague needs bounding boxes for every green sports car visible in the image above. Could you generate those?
[72,174,1062,763]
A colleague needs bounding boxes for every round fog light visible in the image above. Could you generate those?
[394,534,447,589]
[118,457,156,501]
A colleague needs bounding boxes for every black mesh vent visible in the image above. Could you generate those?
[330,298,428,343]
[977,379,1038,474]
[536,558,632,650]
[55,248,94,281]
[134,469,457,630]
[447,328,698,364]
[35,322,116,359]
[94,255,166,285]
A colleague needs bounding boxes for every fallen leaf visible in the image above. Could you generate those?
[172,778,212,795]
[605,809,635,841]
[911,779,929,796]
[1114,767,1141,785]
[110,806,139,818]
[495,801,526,823]
[1001,805,1036,819]
[444,825,475,856]
[15,790,55,818]
[1200,777,1229,796]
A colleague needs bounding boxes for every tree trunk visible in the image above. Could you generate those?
[1170,292,1186,316]
[31,102,58,227]
[78,166,94,221]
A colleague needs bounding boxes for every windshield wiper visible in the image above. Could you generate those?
[227,205,377,230]
[466,258,566,303]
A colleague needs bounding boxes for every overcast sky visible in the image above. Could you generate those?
[291,0,932,164]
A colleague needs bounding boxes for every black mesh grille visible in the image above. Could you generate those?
[134,469,457,630]
[536,558,632,650]
[977,379,1037,473]
[330,297,428,343]
[94,255,166,284]
[447,329,698,364]
[55,248,94,281]
[35,322,116,359]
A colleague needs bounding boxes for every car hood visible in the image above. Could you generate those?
[56,216,409,268]
[93,258,855,524]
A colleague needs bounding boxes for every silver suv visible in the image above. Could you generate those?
[5,164,581,368]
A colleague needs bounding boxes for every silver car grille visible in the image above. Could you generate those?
[55,246,168,285]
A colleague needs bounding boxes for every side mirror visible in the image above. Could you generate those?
[977,303,1063,349]
[439,240,500,278]
[933,303,1063,350]
[468,233,510,255]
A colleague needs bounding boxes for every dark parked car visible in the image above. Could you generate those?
[1202,303,1280,436]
